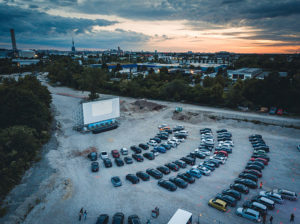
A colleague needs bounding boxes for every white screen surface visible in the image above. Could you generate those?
[82,98,120,125]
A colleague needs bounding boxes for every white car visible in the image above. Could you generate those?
[196,166,211,176]
[120,148,128,155]
[158,124,168,129]
[259,191,283,204]
[100,151,108,159]
[172,137,185,143]
[210,156,226,164]
[147,140,157,147]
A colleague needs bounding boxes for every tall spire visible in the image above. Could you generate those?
[71,37,76,52]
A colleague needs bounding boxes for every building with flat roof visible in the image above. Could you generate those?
[227,68,262,80]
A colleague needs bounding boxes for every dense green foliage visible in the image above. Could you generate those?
[0,76,52,203]
[46,56,300,113]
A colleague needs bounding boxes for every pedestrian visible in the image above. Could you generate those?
[263,214,266,224]
[270,215,273,224]
[290,213,294,222]
[83,210,87,221]
[259,181,263,189]
[79,208,83,221]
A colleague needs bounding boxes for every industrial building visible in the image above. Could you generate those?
[227,68,262,80]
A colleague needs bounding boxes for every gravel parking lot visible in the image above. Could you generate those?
[3,84,300,224]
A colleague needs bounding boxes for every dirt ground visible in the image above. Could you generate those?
[1,80,300,224]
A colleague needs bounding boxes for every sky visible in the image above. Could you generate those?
[0,0,299,53]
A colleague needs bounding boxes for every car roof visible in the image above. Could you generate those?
[245,208,259,216]
[215,199,227,206]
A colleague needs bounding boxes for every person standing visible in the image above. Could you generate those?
[83,210,87,221]
[259,181,263,189]
[269,215,273,224]
[262,214,266,224]
[79,208,83,221]
[290,213,294,222]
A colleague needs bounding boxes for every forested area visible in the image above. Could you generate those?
[0,76,52,214]
[46,56,300,113]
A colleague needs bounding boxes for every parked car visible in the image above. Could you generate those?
[180,157,195,165]
[114,158,124,167]
[251,196,275,210]
[230,183,249,194]
[96,214,109,224]
[252,153,270,161]
[158,179,177,191]
[239,172,258,182]
[111,150,120,158]
[157,166,171,175]
[250,157,268,165]
[147,140,157,147]
[146,168,163,179]
[100,151,108,160]
[245,164,262,172]
[247,161,264,169]
[259,191,283,204]
[91,162,99,172]
[132,154,144,162]
[272,189,297,201]
[124,156,133,164]
[136,171,150,181]
[120,148,128,155]
[174,160,187,168]
[88,152,98,161]
[222,189,241,200]
[161,143,171,150]
[130,146,142,154]
[143,152,155,160]
[236,207,261,223]
[154,146,166,153]
[243,201,267,216]
[215,193,237,207]
[156,134,168,140]
[208,199,228,212]
[190,152,206,159]
[150,137,161,143]
[103,158,112,168]
[196,166,211,176]
[214,150,228,157]
[244,169,262,178]
[139,143,149,150]
[112,212,124,224]
[126,174,139,184]
[269,107,277,115]
[169,177,188,188]
[150,150,159,157]
[187,169,202,178]
[128,215,141,224]
[177,172,195,183]
[234,178,257,189]
[111,176,122,187]
[165,163,179,171]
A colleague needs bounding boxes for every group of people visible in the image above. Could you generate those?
[262,213,295,224]
[79,208,87,221]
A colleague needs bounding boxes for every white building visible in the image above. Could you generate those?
[19,50,36,58]
[227,68,262,80]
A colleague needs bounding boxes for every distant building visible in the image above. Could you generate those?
[12,59,40,67]
[227,68,262,80]
[71,38,76,52]
[19,50,35,58]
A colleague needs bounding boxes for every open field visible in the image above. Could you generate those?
[1,82,300,224]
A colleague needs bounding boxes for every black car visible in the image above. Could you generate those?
[128,215,141,224]
[165,163,179,171]
[180,157,195,165]
[156,134,168,140]
[161,143,171,150]
[88,152,98,161]
[96,214,109,224]
[234,178,258,189]
[143,152,155,160]
[157,166,171,174]
[150,137,161,143]
[207,159,220,167]
[174,160,187,168]
[245,164,262,172]
[230,183,249,194]
[146,168,163,179]
[177,172,195,183]
[202,162,216,171]
[111,176,122,187]
[132,154,144,162]
[174,133,188,139]
[247,161,264,169]
[193,152,206,159]
[103,158,112,168]
[126,174,140,184]
[164,129,173,134]
[158,179,177,191]
[136,171,150,181]
[215,193,237,207]
[130,145,142,154]
[243,201,267,216]
[239,172,258,182]
[222,189,242,200]
[112,212,124,224]
[124,156,133,164]
[91,162,99,172]
[139,143,149,150]
[252,153,270,161]
[115,158,124,167]
[169,177,188,188]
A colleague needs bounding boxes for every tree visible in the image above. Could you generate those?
[226,79,245,107]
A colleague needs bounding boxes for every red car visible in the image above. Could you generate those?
[250,157,268,165]
[214,150,228,157]
[244,169,262,178]
[111,150,120,158]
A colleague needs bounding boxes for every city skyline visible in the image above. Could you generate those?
[0,0,299,53]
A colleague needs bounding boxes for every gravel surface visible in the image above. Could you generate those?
[2,82,300,224]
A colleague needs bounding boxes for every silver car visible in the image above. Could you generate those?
[259,191,283,204]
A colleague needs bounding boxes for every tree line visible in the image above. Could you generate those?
[46,56,300,114]
[0,76,52,215]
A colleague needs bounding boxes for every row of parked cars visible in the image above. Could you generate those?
[96,212,141,224]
